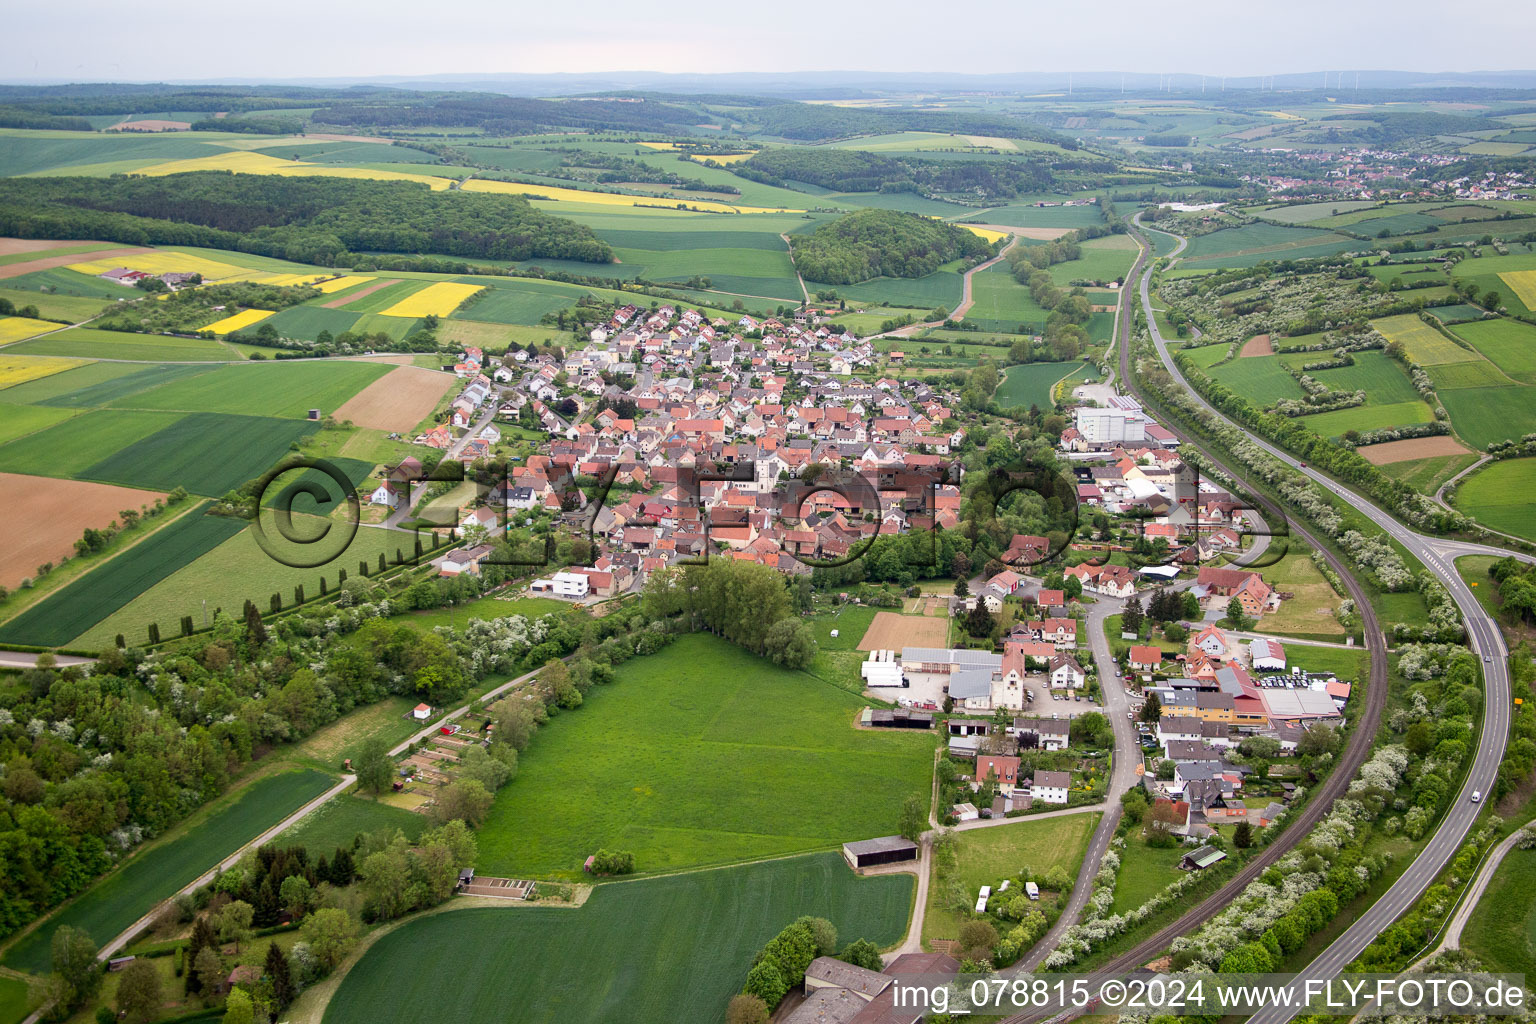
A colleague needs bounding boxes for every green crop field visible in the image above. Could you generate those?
[0,768,333,974]
[1428,304,1490,324]
[1277,350,1421,404]
[276,795,425,856]
[31,362,213,407]
[922,814,1098,944]
[333,279,431,313]
[111,360,390,418]
[0,503,244,647]
[0,408,184,478]
[1299,400,1434,438]
[1448,319,1536,383]
[5,327,236,362]
[1451,253,1536,317]
[1372,314,1479,364]
[995,360,1092,409]
[82,411,321,496]
[1181,223,1343,260]
[450,279,582,325]
[1206,356,1306,404]
[1258,201,1383,224]
[473,635,933,879]
[968,203,1106,229]
[1462,847,1536,979]
[76,514,406,649]
[1440,386,1536,449]
[263,305,364,342]
[436,319,576,353]
[1452,458,1536,541]
[1379,452,1479,494]
[831,269,965,311]
[967,264,1051,325]
[0,403,76,446]
[324,852,912,1024]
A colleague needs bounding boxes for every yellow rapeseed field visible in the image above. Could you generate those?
[460,178,800,214]
[704,152,757,164]
[135,151,455,190]
[963,226,1010,244]
[67,251,253,281]
[315,275,375,294]
[1498,269,1536,311]
[377,282,484,318]
[199,309,275,334]
[0,317,65,346]
[0,352,88,387]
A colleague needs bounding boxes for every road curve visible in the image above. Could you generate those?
[1129,214,1511,1024]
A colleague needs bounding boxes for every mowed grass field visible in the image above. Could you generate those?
[995,360,1092,409]
[324,852,913,1024]
[1,768,333,974]
[922,814,1098,945]
[1461,847,1536,980]
[1372,314,1478,365]
[276,794,425,857]
[1204,354,1305,404]
[474,635,934,879]
[76,514,406,649]
[0,503,244,647]
[1453,458,1536,541]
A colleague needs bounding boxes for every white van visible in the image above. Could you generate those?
[1025,881,1039,901]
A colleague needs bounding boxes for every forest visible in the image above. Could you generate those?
[732,147,1065,198]
[788,208,994,284]
[0,173,614,265]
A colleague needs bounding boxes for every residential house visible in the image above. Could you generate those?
[1031,770,1071,805]
[1048,654,1086,690]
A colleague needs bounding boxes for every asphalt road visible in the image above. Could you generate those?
[1130,215,1518,1024]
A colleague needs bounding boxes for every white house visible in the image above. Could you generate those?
[412,703,433,720]
[1048,654,1086,690]
[1031,770,1071,805]
[530,571,590,599]
[369,482,404,508]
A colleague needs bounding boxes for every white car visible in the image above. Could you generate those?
[1471,791,1482,803]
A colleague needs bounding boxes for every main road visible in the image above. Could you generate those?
[1128,214,1517,1024]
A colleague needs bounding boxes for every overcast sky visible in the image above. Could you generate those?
[8,0,1536,83]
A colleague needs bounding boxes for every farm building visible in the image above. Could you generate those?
[1249,638,1287,671]
[842,835,919,871]
[1182,846,1228,871]
[860,707,933,729]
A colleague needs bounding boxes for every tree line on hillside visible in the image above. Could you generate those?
[311,93,711,136]
[789,208,993,285]
[731,147,1090,200]
[0,173,614,266]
